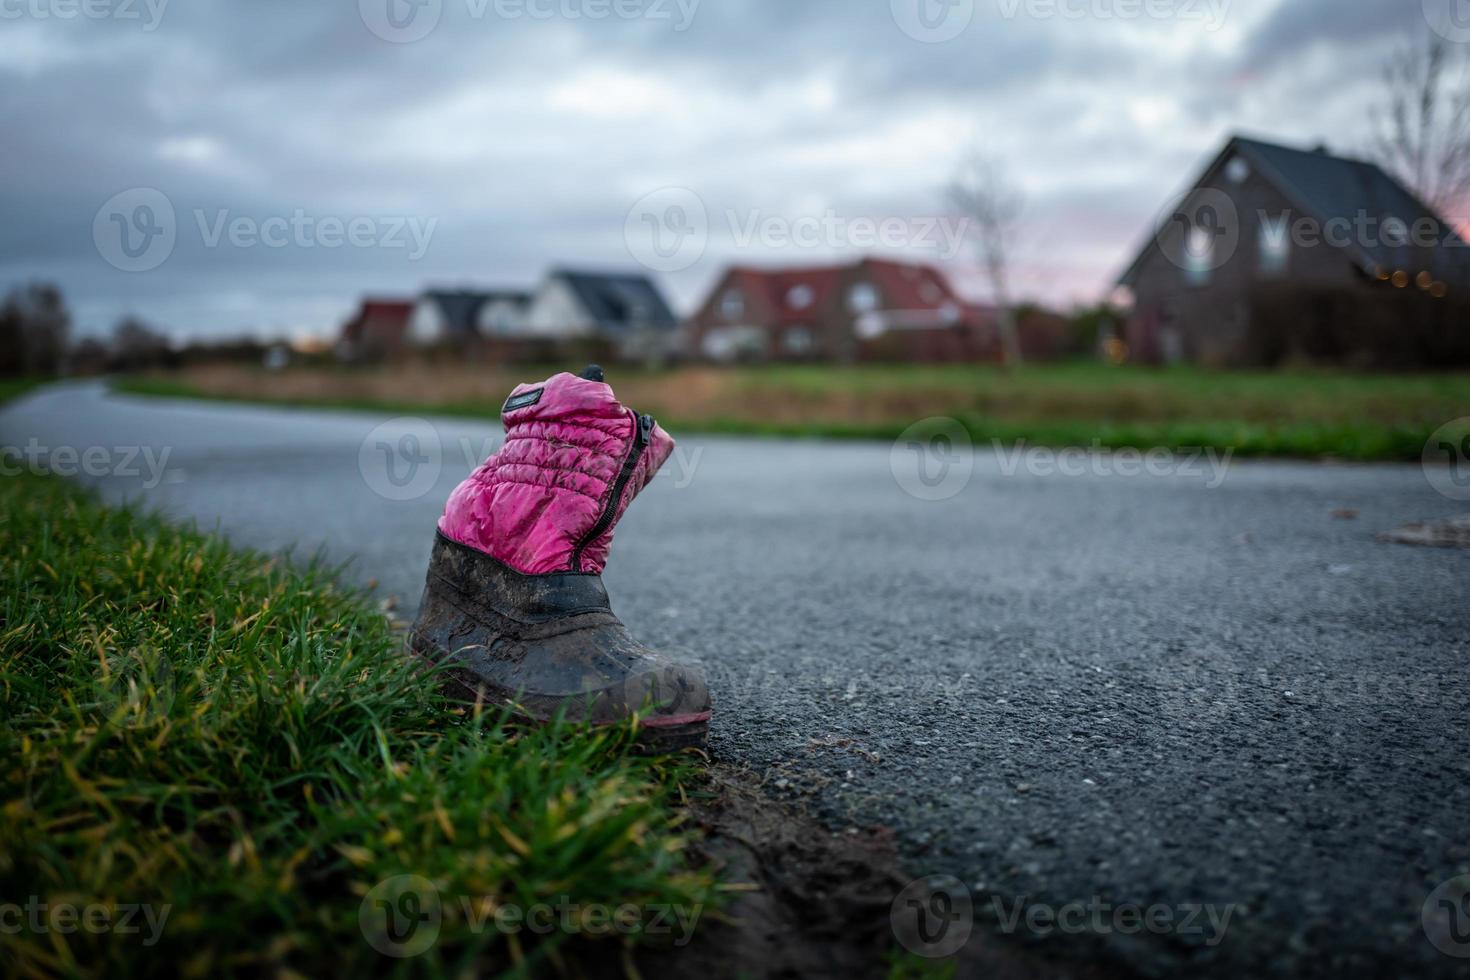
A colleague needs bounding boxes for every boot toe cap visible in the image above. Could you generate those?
[606,660,711,728]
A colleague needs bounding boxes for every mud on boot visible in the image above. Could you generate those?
[408,367,712,752]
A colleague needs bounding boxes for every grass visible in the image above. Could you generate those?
[0,377,48,406]
[885,951,958,979]
[0,474,718,978]
[113,362,1470,461]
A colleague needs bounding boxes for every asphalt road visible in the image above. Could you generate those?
[4,381,1468,977]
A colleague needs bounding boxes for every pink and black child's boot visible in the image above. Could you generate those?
[409,366,711,751]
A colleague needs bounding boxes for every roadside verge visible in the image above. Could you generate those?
[0,474,717,975]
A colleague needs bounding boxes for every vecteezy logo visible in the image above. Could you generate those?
[1425,0,1470,44]
[891,0,974,42]
[891,875,973,958]
[1155,187,1239,275]
[1423,418,1470,501]
[359,0,442,42]
[358,417,442,501]
[360,875,442,958]
[93,189,177,273]
[624,187,708,273]
[890,418,974,501]
[1424,875,1470,957]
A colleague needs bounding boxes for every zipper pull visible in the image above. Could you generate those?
[637,413,655,445]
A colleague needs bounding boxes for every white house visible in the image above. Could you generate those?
[408,289,530,345]
[522,268,680,358]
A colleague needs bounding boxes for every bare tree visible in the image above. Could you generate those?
[1369,31,1470,216]
[946,149,1025,367]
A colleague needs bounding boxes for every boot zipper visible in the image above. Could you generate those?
[571,410,653,573]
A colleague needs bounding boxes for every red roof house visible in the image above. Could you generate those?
[337,298,415,360]
[686,257,998,363]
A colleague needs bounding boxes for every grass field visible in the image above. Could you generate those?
[116,362,1470,461]
[0,474,718,977]
[0,377,47,406]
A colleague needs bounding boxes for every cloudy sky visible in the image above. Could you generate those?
[0,0,1441,340]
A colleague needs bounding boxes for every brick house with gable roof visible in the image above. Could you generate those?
[686,257,998,362]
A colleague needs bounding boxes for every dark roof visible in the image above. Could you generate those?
[487,290,532,305]
[420,289,531,336]
[1236,136,1470,281]
[1120,134,1470,287]
[420,290,485,336]
[551,269,677,332]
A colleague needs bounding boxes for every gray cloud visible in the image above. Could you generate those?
[0,0,1441,340]
[1239,0,1415,73]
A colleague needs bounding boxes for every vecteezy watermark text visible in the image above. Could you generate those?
[624,187,969,273]
[359,0,698,43]
[1,439,173,489]
[997,0,1228,29]
[359,875,702,958]
[1156,192,1470,278]
[889,418,1235,502]
[0,897,170,947]
[0,0,168,30]
[994,441,1233,488]
[990,894,1234,945]
[470,0,698,26]
[94,188,437,273]
[891,875,1234,958]
[358,418,703,501]
[725,210,968,257]
[1269,210,1470,253]
[194,210,436,260]
[891,0,1226,43]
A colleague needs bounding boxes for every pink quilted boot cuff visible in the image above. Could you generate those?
[437,372,675,575]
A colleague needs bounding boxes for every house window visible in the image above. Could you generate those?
[848,282,879,312]
[786,284,815,310]
[1225,156,1250,184]
[1258,214,1289,276]
[720,290,745,321]
[783,326,815,356]
[1185,226,1215,286]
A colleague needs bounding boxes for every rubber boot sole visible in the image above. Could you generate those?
[408,643,710,755]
